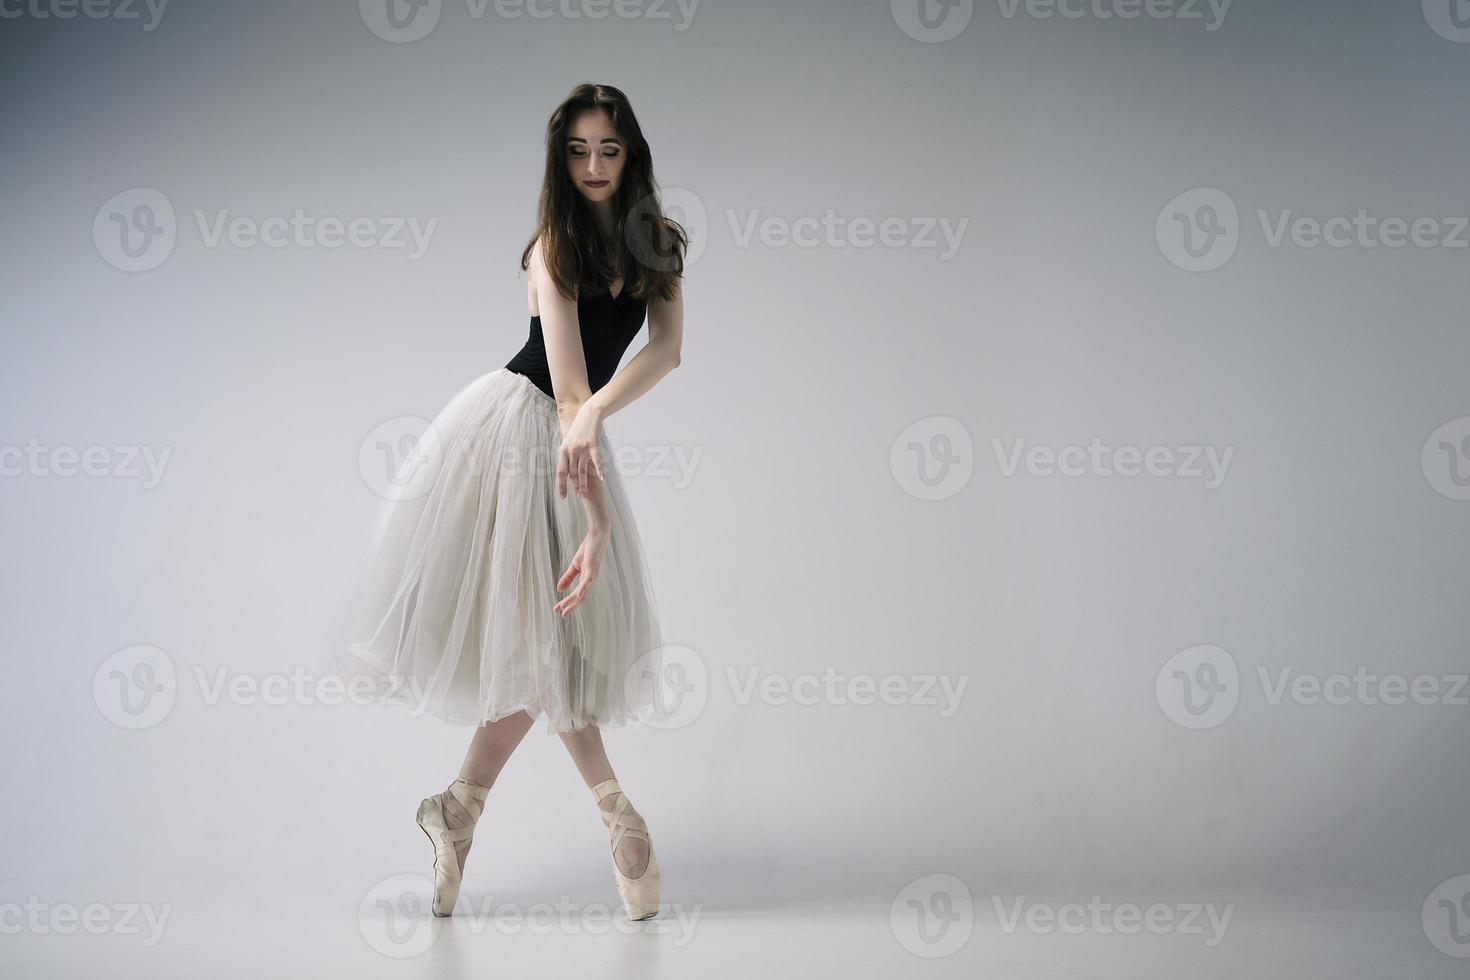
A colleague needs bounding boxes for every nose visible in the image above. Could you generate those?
[587,155,604,177]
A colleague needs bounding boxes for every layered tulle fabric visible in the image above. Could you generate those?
[328,367,667,733]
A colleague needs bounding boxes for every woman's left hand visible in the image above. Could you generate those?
[557,404,606,499]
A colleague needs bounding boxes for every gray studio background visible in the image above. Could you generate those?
[2,0,1468,977]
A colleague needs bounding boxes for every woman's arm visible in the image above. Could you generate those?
[580,277,683,426]
[527,236,597,430]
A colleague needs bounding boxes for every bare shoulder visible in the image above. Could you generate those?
[527,233,558,316]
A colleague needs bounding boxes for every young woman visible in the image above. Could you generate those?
[332,83,686,922]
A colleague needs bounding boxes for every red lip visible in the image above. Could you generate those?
[585,180,609,187]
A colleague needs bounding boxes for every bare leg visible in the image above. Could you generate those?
[558,723,649,877]
[459,708,536,785]
[433,709,536,872]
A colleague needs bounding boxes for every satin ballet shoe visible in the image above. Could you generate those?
[592,777,661,921]
[415,776,490,917]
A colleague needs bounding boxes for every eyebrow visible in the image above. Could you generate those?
[567,137,623,145]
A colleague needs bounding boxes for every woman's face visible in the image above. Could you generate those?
[565,108,625,205]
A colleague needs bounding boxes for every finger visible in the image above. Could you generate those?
[556,558,579,591]
[590,446,606,481]
[557,591,582,617]
[576,452,590,496]
[556,448,569,499]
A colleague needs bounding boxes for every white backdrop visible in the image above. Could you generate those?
[3,1,1468,977]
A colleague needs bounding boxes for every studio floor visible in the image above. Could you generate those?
[2,864,1458,979]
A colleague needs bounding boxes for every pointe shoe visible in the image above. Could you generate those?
[591,777,661,921]
[415,776,490,917]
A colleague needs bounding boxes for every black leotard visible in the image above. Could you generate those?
[504,288,648,399]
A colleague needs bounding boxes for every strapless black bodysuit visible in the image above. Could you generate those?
[504,288,649,399]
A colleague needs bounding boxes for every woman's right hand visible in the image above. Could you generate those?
[554,526,609,618]
[557,403,606,500]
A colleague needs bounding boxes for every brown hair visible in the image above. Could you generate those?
[520,82,687,304]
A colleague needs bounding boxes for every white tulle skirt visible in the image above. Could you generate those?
[328,367,667,733]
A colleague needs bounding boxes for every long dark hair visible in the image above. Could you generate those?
[520,83,687,304]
